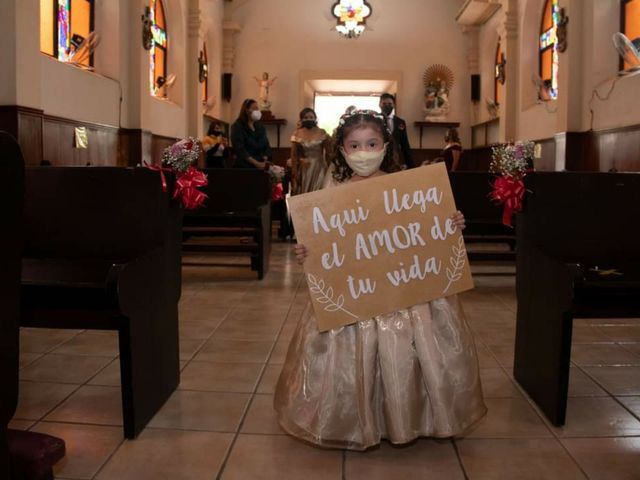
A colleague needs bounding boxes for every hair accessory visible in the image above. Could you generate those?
[337,109,389,135]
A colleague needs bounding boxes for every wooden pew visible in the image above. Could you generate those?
[1,132,67,480]
[21,167,182,439]
[449,172,516,261]
[514,172,640,426]
[182,168,272,279]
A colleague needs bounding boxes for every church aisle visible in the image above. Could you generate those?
[10,244,640,480]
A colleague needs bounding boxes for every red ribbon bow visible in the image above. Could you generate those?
[174,166,208,210]
[490,175,525,227]
[145,163,173,192]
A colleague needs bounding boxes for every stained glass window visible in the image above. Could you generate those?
[539,0,559,100]
[622,0,640,70]
[40,0,94,67]
[150,0,168,97]
[495,39,503,105]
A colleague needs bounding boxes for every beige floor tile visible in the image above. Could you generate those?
[571,343,640,366]
[149,390,249,432]
[475,343,500,368]
[486,344,514,368]
[561,437,640,480]
[30,422,123,480]
[466,397,552,438]
[220,434,342,480]
[19,352,43,369]
[46,386,122,426]
[480,368,522,398]
[14,382,78,420]
[20,353,112,384]
[345,439,465,480]
[597,326,640,342]
[257,364,283,394]
[7,419,35,430]
[95,429,233,480]
[571,325,614,344]
[194,339,274,363]
[179,361,263,393]
[212,316,283,341]
[278,320,298,341]
[620,342,640,357]
[241,394,285,435]
[179,321,220,340]
[268,338,291,365]
[583,366,640,395]
[457,438,587,480]
[88,359,121,387]
[567,367,609,397]
[476,326,516,346]
[550,397,640,437]
[617,396,640,417]
[179,306,230,325]
[53,331,120,357]
[179,338,207,361]
[20,328,80,354]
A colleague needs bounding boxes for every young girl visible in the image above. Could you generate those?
[274,110,486,450]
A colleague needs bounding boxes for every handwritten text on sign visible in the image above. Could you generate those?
[288,162,474,332]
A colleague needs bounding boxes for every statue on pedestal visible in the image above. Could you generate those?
[423,64,454,121]
[253,72,278,111]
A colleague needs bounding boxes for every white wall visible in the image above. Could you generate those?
[227,0,468,149]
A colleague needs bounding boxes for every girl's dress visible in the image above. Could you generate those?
[274,175,487,451]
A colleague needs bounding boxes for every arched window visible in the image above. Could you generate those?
[200,44,209,104]
[150,0,168,97]
[40,0,95,67]
[494,39,504,105]
[622,0,640,71]
[539,0,559,100]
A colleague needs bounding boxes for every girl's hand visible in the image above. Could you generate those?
[294,244,308,265]
[450,210,466,230]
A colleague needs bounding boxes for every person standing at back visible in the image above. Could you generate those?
[379,93,414,169]
[230,98,272,169]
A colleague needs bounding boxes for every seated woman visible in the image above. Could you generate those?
[201,122,229,168]
[230,99,272,170]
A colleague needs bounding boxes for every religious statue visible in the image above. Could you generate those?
[423,64,454,121]
[253,72,278,111]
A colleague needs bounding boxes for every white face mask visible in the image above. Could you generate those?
[250,110,262,121]
[341,145,387,177]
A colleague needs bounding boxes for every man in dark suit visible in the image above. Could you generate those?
[380,93,414,169]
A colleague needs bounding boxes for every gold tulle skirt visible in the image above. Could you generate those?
[274,295,487,450]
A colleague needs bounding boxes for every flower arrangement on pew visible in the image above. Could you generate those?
[268,164,286,202]
[153,137,208,210]
[489,140,535,226]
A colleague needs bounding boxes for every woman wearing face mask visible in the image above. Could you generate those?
[230,98,272,169]
[202,122,229,168]
[290,108,331,195]
[274,110,486,451]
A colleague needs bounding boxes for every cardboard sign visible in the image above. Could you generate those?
[289,162,473,332]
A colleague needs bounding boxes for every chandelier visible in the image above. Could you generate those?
[331,1,372,39]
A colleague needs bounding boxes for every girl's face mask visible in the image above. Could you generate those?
[340,144,387,177]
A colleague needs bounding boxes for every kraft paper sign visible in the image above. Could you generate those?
[289,162,474,332]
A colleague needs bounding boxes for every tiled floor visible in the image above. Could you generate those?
[11,244,640,479]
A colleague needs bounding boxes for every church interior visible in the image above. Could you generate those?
[2,0,640,479]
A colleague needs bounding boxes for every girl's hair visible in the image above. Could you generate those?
[236,98,257,125]
[299,107,316,120]
[444,128,460,144]
[331,109,398,182]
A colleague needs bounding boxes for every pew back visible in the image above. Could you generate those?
[186,168,271,215]
[523,172,640,263]
[449,172,505,223]
[24,167,167,260]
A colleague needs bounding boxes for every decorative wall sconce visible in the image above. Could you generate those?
[557,8,569,52]
[142,7,153,51]
[496,53,506,85]
[331,0,372,39]
[198,50,208,83]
